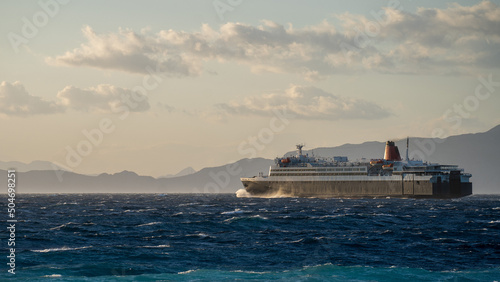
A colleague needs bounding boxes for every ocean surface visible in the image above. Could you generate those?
[3,194,500,281]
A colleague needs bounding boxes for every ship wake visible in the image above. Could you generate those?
[235,189,252,198]
[235,188,294,198]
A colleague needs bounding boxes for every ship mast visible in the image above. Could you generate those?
[406,137,409,161]
[296,144,304,157]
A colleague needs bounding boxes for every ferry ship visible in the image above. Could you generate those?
[240,139,472,198]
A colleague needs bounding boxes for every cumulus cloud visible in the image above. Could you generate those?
[48,2,500,78]
[0,81,63,116]
[56,84,150,113]
[47,26,202,77]
[361,1,500,73]
[215,85,390,120]
[0,82,151,117]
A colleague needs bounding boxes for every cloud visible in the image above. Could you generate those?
[47,21,353,79]
[48,2,500,78]
[0,81,63,116]
[47,26,202,77]
[56,84,150,113]
[361,1,500,73]
[214,85,390,121]
[0,82,151,117]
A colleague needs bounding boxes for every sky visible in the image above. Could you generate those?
[1,0,500,177]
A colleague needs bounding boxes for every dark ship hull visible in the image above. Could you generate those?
[242,178,472,199]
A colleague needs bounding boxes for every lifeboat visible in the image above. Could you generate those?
[281,158,291,163]
[382,163,394,169]
[370,159,384,165]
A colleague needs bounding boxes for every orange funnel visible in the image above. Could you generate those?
[384,141,402,161]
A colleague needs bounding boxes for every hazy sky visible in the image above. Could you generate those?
[1,0,500,177]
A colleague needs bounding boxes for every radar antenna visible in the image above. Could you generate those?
[296,144,305,157]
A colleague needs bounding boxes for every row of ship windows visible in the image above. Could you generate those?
[272,168,366,172]
[270,173,367,176]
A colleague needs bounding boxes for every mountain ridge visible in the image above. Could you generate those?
[1,124,498,194]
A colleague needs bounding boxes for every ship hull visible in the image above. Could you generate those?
[241,179,472,199]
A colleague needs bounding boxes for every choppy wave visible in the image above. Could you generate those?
[42,274,63,278]
[223,214,269,223]
[169,264,500,281]
[26,264,500,281]
[136,221,162,227]
[6,194,500,281]
[221,208,246,215]
[142,244,170,248]
[49,222,80,230]
[32,246,93,253]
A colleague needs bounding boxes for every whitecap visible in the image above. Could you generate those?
[137,221,162,227]
[319,215,341,219]
[137,208,158,212]
[373,213,395,217]
[231,270,271,274]
[223,215,267,223]
[143,244,170,248]
[124,208,157,213]
[187,233,212,238]
[250,215,268,220]
[178,269,196,275]
[222,209,245,215]
[32,246,92,253]
[49,222,78,230]
[224,217,239,223]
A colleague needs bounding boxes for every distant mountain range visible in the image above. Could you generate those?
[1,125,498,194]
[159,167,196,178]
[0,158,273,194]
[0,160,62,172]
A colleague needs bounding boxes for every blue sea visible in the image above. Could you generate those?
[3,194,500,281]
